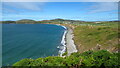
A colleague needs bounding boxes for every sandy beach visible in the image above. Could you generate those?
[66,26,78,56]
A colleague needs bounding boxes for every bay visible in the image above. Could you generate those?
[2,24,65,66]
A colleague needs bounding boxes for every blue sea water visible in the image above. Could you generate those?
[2,24,65,66]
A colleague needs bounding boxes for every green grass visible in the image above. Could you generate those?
[62,52,68,56]
[73,22,119,53]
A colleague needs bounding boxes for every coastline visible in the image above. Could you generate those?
[55,24,78,56]
[65,26,78,56]
[55,24,67,57]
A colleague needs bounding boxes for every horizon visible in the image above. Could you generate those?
[2,2,118,21]
[0,18,119,22]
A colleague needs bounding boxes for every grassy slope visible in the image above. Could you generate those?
[73,22,119,53]
[12,50,119,67]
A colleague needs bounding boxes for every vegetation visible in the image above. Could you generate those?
[62,52,68,56]
[73,22,119,53]
[12,50,119,67]
[1,19,119,25]
[0,21,16,24]
[0,18,87,24]
[16,19,37,24]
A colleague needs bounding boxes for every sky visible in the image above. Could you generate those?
[1,2,118,21]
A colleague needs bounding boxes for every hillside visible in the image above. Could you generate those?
[73,22,119,53]
[12,50,119,67]
[16,19,37,24]
[37,18,86,24]
[0,21,16,24]
[1,19,119,24]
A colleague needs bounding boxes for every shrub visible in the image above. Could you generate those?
[12,50,119,67]
[13,58,34,66]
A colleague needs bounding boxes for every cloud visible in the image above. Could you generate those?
[88,2,118,13]
[2,2,45,13]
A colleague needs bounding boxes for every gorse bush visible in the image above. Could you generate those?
[12,50,119,67]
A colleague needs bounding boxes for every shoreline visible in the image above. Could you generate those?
[55,24,67,57]
[55,24,78,56]
[65,26,78,56]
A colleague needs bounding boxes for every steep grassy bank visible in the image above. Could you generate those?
[73,22,119,53]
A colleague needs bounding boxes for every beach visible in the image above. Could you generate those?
[55,24,78,56]
[65,26,78,56]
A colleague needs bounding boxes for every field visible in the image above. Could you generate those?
[73,22,119,53]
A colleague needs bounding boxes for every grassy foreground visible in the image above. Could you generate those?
[12,50,119,67]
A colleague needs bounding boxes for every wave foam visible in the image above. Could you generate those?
[54,24,67,57]
[59,26,67,57]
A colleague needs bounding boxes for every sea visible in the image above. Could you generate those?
[2,24,66,66]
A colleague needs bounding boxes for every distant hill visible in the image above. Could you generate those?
[51,18,85,22]
[16,19,36,24]
[0,19,37,24]
[1,19,119,24]
[0,20,16,24]
[40,18,86,24]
